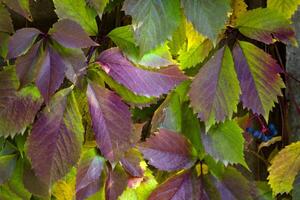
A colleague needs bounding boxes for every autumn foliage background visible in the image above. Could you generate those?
[0,0,300,199]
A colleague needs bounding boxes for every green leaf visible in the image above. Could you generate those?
[122,0,181,54]
[168,17,186,56]
[202,120,248,168]
[236,8,296,45]
[268,141,300,195]
[254,181,273,200]
[87,0,109,17]
[0,4,13,33]
[0,154,17,184]
[0,32,9,58]
[53,0,98,35]
[181,0,231,41]
[189,46,240,130]
[267,0,300,19]
[292,173,300,199]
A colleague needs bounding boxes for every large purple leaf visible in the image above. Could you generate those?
[27,87,84,186]
[148,171,200,200]
[7,28,41,59]
[16,40,43,87]
[189,46,240,130]
[76,149,105,200]
[120,148,144,177]
[138,128,196,171]
[87,83,133,163]
[0,67,42,137]
[35,46,66,102]
[50,19,98,48]
[105,164,128,200]
[232,41,285,119]
[96,48,187,97]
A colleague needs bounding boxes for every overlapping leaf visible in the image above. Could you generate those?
[232,41,285,120]
[181,0,231,41]
[201,120,248,168]
[96,48,187,97]
[87,83,133,163]
[1,0,32,21]
[236,8,296,44]
[27,87,84,186]
[0,154,17,184]
[121,148,144,177]
[76,149,105,200]
[53,0,98,35]
[139,128,197,171]
[189,46,240,130]
[105,164,128,200]
[87,0,109,17]
[268,0,300,19]
[0,67,42,138]
[122,0,181,53]
[0,4,13,33]
[268,141,300,195]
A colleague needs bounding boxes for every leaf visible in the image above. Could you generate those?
[0,32,9,58]
[76,149,105,200]
[232,41,285,120]
[7,28,41,59]
[258,136,282,152]
[1,0,32,21]
[236,8,296,45]
[53,0,98,35]
[27,87,84,186]
[202,120,248,168]
[50,19,98,48]
[268,0,300,19]
[0,4,13,33]
[148,171,200,200]
[53,180,75,200]
[268,141,300,195]
[122,0,181,53]
[96,48,187,97]
[138,128,197,171]
[292,173,300,199]
[121,148,144,177]
[253,181,273,200]
[0,154,17,184]
[229,0,248,26]
[181,0,231,41]
[87,83,133,163]
[105,164,128,200]
[35,45,66,103]
[0,67,42,138]
[189,46,240,130]
[87,0,109,17]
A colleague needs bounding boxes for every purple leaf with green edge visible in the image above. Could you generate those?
[27,87,84,187]
[51,42,87,85]
[121,148,144,177]
[105,164,128,200]
[0,4,13,33]
[76,149,105,200]
[232,41,285,120]
[1,0,32,21]
[96,48,187,97]
[0,67,43,138]
[0,154,17,184]
[181,0,231,41]
[189,46,240,130]
[7,28,41,59]
[202,120,248,168]
[122,0,181,54]
[148,170,201,200]
[87,83,133,163]
[50,19,99,49]
[213,167,252,200]
[236,8,296,45]
[35,45,66,103]
[138,128,197,171]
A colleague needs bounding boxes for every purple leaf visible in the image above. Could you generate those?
[232,41,285,119]
[96,48,187,97]
[1,0,32,21]
[138,128,196,171]
[16,40,43,87]
[121,148,144,177]
[7,28,41,59]
[76,149,105,200]
[0,67,42,138]
[148,171,200,200]
[35,46,66,103]
[0,4,14,33]
[105,164,128,200]
[27,87,84,186]
[87,83,133,163]
[50,19,99,48]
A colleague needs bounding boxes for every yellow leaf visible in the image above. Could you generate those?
[229,0,248,26]
[52,179,75,200]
